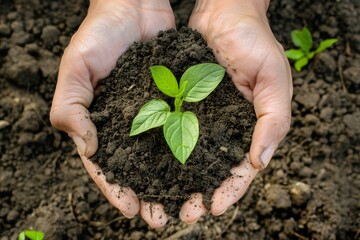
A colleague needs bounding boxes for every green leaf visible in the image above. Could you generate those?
[294,57,309,72]
[307,51,315,59]
[180,63,225,102]
[18,232,25,240]
[291,27,313,53]
[130,99,170,136]
[285,49,305,60]
[150,66,179,97]
[163,111,199,164]
[19,231,44,240]
[315,38,337,54]
[176,80,188,98]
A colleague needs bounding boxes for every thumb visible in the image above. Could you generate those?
[250,56,292,169]
[250,114,290,169]
[50,46,98,157]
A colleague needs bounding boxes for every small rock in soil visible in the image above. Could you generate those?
[25,42,40,55]
[319,107,333,122]
[130,231,145,240]
[343,66,360,93]
[10,21,23,32]
[59,35,70,47]
[256,199,273,216]
[5,58,39,87]
[0,205,10,219]
[37,49,60,77]
[41,25,60,48]
[74,201,91,222]
[314,52,337,75]
[299,167,314,178]
[265,184,292,209]
[4,47,39,88]
[0,120,10,130]
[0,23,11,36]
[6,209,19,223]
[11,31,32,45]
[7,12,17,21]
[283,218,297,235]
[304,114,320,125]
[66,16,83,31]
[17,132,34,145]
[343,111,360,134]
[289,182,311,206]
[294,91,320,109]
[14,111,40,132]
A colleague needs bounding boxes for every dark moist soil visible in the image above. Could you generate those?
[89,27,256,217]
[1,0,359,239]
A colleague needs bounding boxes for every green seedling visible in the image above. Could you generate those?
[285,27,337,71]
[130,63,225,164]
[18,230,44,240]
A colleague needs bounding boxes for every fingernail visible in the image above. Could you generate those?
[213,207,228,216]
[259,145,276,169]
[186,217,200,224]
[122,212,135,219]
[72,135,86,156]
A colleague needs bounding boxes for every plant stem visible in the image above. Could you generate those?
[174,98,183,112]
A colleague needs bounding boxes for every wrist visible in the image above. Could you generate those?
[193,0,269,18]
[139,0,171,9]
[90,0,171,10]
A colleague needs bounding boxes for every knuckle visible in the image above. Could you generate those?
[49,108,61,128]
[49,106,68,132]
[278,113,291,138]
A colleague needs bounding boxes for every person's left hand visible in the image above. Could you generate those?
[179,0,293,223]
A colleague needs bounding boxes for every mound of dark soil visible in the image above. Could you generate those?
[89,27,256,217]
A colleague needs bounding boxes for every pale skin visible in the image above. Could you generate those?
[50,0,292,227]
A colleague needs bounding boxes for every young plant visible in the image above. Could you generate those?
[130,63,225,164]
[285,27,337,71]
[18,230,44,240]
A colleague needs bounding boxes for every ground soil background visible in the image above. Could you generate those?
[0,0,359,239]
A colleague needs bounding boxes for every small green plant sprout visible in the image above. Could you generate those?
[285,27,337,72]
[130,63,225,164]
[18,230,44,240]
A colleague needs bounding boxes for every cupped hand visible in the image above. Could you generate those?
[180,0,293,222]
[50,0,175,228]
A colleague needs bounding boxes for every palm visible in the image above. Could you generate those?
[68,1,176,86]
[190,14,291,103]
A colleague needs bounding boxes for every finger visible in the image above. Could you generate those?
[211,155,258,216]
[179,193,207,224]
[250,53,292,169]
[50,44,98,157]
[140,201,169,228]
[80,155,140,218]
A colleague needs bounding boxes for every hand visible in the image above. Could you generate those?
[179,0,293,222]
[50,0,175,228]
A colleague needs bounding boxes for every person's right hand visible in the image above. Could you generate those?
[50,0,175,228]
